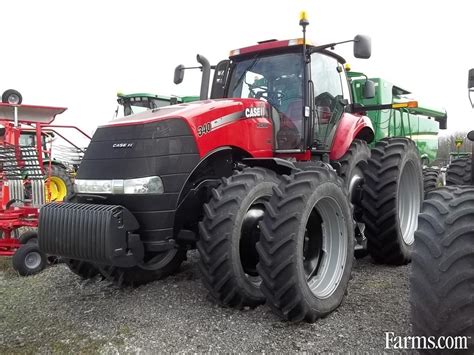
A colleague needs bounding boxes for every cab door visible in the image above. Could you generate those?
[310,53,350,150]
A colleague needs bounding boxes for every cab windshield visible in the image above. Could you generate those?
[228,51,304,149]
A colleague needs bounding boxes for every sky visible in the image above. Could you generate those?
[1,0,473,139]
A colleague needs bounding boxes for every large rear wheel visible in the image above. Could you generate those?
[257,168,354,322]
[65,259,101,279]
[362,138,423,265]
[197,167,281,308]
[335,139,370,258]
[410,187,474,352]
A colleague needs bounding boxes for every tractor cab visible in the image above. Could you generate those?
[224,41,360,152]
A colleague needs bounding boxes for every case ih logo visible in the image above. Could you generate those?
[112,143,134,148]
[244,106,265,118]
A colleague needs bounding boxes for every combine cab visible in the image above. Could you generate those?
[115,92,198,118]
[40,14,426,322]
[409,70,474,351]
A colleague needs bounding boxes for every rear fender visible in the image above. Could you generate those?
[330,113,374,161]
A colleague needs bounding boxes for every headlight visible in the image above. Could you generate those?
[75,176,164,194]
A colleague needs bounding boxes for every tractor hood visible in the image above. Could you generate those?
[104,98,269,129]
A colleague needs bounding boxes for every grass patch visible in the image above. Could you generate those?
[0,257,18,278]
[0,257,11,272]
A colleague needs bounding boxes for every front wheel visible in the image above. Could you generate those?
[65,259,101,279]
[257,168,354,322]
[99,248,186,287]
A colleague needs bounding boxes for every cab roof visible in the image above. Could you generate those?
[229,38,311,58]
[229,38,346,64]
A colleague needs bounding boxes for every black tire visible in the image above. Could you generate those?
[446,157,471,186]
[19,230,59,264]
[197,167,281,308]
[423,167,440,193]
[335,139,370,208]
[99,248,186,287]
[45,164,74,202]
[19,230,38,244]
[410,187,474,352]
[362,138,423,265]
[335,139,370,258]
[12,243,47,276]
[1,89,22,104]
[65,259,101,279]
[257,168,354,322]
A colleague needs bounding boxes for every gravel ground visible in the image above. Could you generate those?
[0,252,412,353]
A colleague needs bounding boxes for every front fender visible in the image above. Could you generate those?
[330,113,374,161]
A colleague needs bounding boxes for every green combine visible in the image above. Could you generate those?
[115,92,199,117]
[349,71,447,192]
[349,71,447,165]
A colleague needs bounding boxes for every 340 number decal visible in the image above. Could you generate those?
[197,123,212,137]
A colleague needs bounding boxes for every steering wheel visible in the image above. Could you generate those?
[248,84,268,99]
[314,92,336,108]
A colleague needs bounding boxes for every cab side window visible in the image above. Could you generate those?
[310,54,345,147]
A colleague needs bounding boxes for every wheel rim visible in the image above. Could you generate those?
[240,199,267,283]
[8,94,20,104]
[398,161,421,245]
[303,197,348,299]
[25,251,42,269]
[46,176,68,202]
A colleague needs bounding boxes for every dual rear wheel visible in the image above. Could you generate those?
[199,166,354,321]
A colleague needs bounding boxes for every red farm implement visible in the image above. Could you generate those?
[0,89,90,275]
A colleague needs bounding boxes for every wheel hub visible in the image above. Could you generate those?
[240,202,266,279]
[303,197,348,299]
[398,161,421,245]
[25,251,42,269]
[46,176,68,202]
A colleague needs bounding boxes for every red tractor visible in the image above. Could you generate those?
[39,14,423,322]
[0,90,90,275]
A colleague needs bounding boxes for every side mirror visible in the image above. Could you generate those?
[468,69,474,89]
[354,35,371,59]
[363,80,375,99]
[174,64,185,84]
[210,60,230,99]
[467,130,474,142]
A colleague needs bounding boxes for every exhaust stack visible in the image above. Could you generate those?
[197,54,210,100]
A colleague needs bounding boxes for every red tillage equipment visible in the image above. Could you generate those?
[0,91,90,275]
